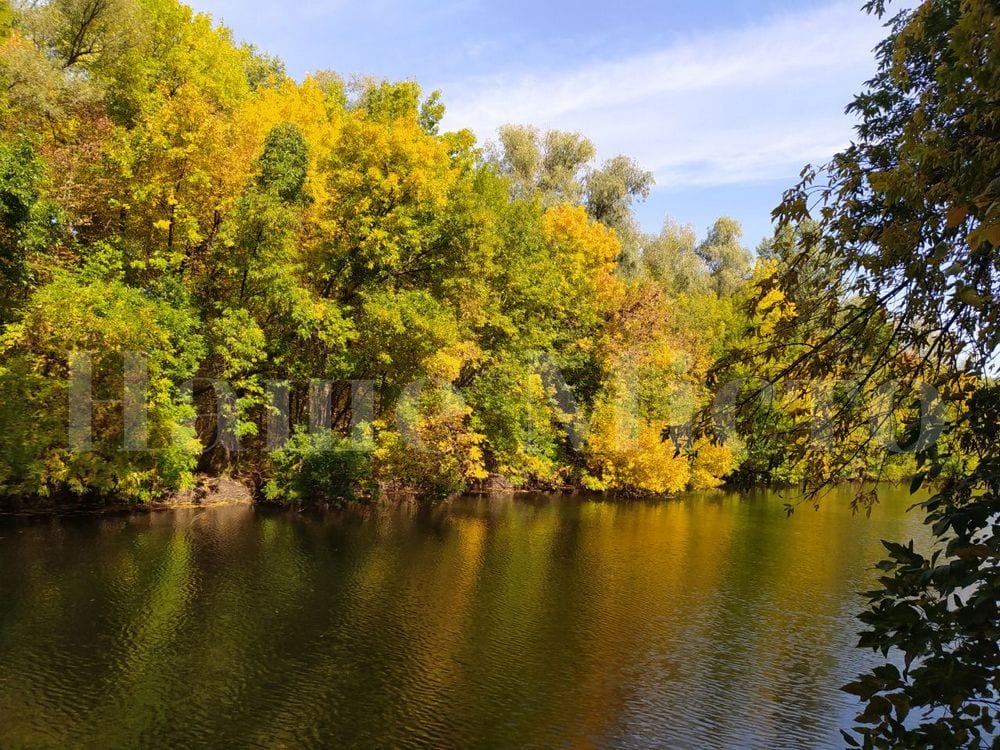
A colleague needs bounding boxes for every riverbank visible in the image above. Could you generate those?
[0,477,254,518]
[0,473,916,518]
[0,476,577,517]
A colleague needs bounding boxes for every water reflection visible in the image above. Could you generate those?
[0,487,928,749]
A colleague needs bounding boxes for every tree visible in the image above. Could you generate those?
[493,125,596,205]
[742,0,1000,745]
[18,0,135,69]
[696,216,752,298]
[0,136,57,322]
[492,126,653,271]
[495,124,542,198]
[641,219,709,295]
[256,122,309,203]
[0,268,203,500]
[584,154,653,272]
[538,129,595,205]
[241,44,287,91]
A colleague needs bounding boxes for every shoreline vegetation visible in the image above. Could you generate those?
[0,473,924,519]
[0,0,929,511]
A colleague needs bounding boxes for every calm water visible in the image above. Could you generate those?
[0,487,929,749]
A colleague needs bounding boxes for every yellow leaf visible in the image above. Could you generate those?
[945,205,968,229]
[968,222,1000,250]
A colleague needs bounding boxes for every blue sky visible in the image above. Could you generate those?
[188,0,892,248]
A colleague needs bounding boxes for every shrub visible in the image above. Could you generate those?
[263,429,374,505]
[374,386,488,500]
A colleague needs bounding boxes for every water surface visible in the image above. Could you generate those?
[0,487,928,749]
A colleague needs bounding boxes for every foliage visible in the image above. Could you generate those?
[582,394,692,495]
[696,217,753,298]
[730,0,1000,745]
[0,0,889,507]
[0,270,203,500]
[0,135,58,322]
[641,220,708,296]
[492,125,653,269]
[464,356,565,486]
[374,386,489,500]
[262,428,373,506]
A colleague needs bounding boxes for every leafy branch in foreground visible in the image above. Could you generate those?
[728,0,999,745]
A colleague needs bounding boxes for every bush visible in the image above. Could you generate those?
[583,399,735,495]
[373,386,488,500]
[581,395,689,495]
[263,429,374,505]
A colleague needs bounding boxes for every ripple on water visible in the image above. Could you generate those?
[0,489,930,749]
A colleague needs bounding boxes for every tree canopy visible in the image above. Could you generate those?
[0,0,773,504]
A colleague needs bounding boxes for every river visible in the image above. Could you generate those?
[0,486,930,749]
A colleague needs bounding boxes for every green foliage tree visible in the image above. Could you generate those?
[494,124,597,205]
[256,122,309,203]
[0,136,57,322]
[696,216,752,298]
[584,154,653,271]
[538,129,595,205]
[0,269,203,500]
[242,44,287,91]
[641,220,709,295]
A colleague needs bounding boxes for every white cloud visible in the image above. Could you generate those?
[438,1,888,189]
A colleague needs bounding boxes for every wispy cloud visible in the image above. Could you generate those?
[439,2,887,189]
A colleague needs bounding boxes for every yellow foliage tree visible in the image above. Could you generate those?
[582,395,691,495]
[374,386,488,499]
[540,203,624,319]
